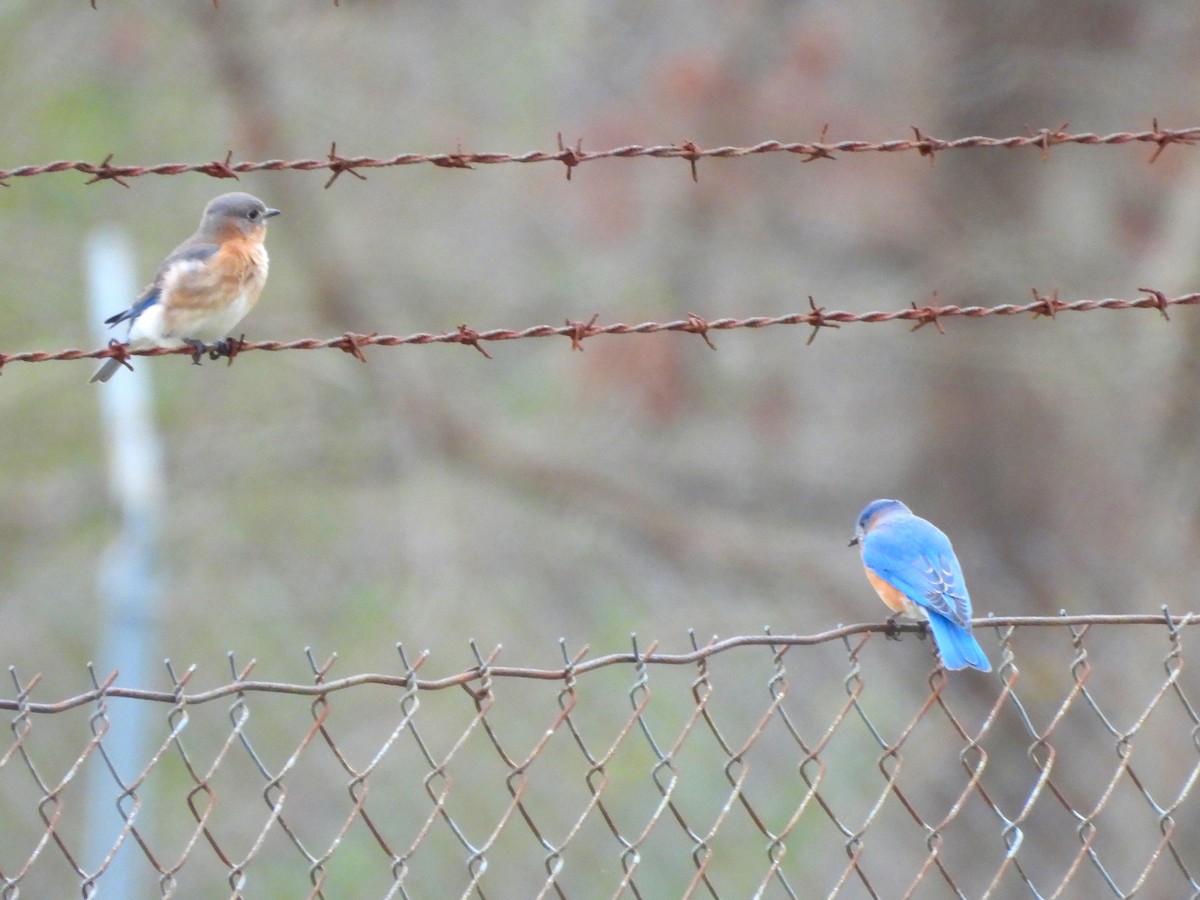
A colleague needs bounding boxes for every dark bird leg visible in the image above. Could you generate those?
[183,339,209,365]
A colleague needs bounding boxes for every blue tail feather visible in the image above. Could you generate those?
[925,613,991,672]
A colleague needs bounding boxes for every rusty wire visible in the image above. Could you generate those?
[4,289,1194,374]
[1,123,1196,188]
[0,613,1197,896]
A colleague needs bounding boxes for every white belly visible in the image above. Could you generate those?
[126,290,257,347]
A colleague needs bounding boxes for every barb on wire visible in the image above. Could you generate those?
[3,289,1195,372]
[2,124,1197,187]
[1,614,1194,714]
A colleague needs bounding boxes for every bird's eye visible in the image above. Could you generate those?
[247,209,260,220]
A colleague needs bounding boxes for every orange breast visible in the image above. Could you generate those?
[864,568,920,618]
[169,237,267,312]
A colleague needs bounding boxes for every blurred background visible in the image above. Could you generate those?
[1,0,1199,895]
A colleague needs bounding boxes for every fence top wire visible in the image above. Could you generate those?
[3,612,1194,714]
[1,125,1196,188]
[3,289,1194,373]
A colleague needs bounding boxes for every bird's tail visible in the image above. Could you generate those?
[89,357,124,384]
[926,614,991,672]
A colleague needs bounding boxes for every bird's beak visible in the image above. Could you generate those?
[264,208,281,219]
[848,536,860,547]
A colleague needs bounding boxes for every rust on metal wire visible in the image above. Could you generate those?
[8,288,1195,372]
[3,125,1197,185]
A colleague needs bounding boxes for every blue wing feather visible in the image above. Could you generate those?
[862,516,971,627]
[862,512,989,672]
[103,288,160,327]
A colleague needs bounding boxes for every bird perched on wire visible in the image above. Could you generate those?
[850,499,991,672]
[90,192,280,383]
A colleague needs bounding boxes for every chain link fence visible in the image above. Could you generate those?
[0,615,1197,898]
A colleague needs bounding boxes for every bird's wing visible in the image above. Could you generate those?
[102,243,219,327]
[862,518,972,628]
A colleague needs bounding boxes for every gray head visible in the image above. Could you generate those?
[197,192,280,239]
[850,498,911,547]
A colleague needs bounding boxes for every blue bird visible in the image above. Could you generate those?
[851,499,991,672]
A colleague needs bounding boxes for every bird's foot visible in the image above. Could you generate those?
[183,339,209,366]
[208,335,245,365]
[884,616,903,641]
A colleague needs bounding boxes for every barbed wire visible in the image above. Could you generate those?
[3,612,1192,714]
[5,288,1194,374]
[2,123,1196,188]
